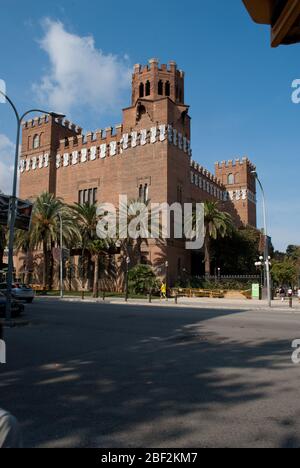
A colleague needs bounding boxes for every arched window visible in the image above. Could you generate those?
[179,89,183,102]
[145,81,151,96]
[235,172,240,184]
[158,80,163,96]
[227,173,235,185]
[139,82,144,98]
[33,134,40,149]
[165,81,171,97]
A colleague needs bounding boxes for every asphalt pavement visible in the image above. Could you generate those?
[1,298,300,448]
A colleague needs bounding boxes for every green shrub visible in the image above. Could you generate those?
[128,265,159,295]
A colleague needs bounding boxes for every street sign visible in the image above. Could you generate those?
[252,283,261,300]
[243,0,300,47]
[0,194,33,231]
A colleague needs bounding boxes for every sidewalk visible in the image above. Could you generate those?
[39,295,300,312]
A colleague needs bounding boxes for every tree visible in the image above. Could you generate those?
[30,192,78,289]
[88,239,111,298]
[71,203,98,290]
[202,201,233,276]
[211,226,261,275]
[271,260,297,287]
[128,264,158,295]
[117,198,151,265]
[71,203,113,296]
[14,229,31,284]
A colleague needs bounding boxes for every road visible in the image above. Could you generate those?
[1,298,300,448]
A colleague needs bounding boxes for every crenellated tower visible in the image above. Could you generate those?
[19,116,82,200]
[132,58,185,105]
[215,158,257,228]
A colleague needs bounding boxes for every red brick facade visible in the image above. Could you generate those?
[18,59,257,288]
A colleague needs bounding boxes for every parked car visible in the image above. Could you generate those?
[0,283,35,303]
[0,293,24,318]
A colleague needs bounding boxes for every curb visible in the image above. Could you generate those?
[44,297,300,313]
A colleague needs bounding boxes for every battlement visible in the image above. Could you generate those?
[191,160,223,187]
[58,124,125,151]
[215,157,256,172]
[22,115,82,135]
[133,59,185,78]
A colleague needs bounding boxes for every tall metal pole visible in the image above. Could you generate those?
[59,213,64,299]
[6,122,21,323]
[0,90,65,322]
[253,172,272,308]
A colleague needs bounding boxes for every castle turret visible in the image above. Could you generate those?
[132,59,185,105]
[19,116,82,199]
[215,158,257,228]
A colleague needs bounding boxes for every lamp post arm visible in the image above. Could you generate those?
[0,90,20,123]
[20,109,55,122]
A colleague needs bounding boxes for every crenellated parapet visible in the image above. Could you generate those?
[190,159,226,201]
[22,115,82,134]
[20,123,192,173]
[215,157,256,172]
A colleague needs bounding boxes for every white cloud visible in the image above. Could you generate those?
[33,19,132,116]
[0,134,14,195]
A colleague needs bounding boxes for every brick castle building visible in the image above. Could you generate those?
[18,59,257,288]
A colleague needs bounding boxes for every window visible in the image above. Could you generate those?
[78,188,98,206]
[165,81,171,97]
[139,184,143,200]
[88,189,93,206]
[144,184,149,203]
[83,190,88,204]
[33,134,40,149]
[93,188,98,204]
[145,81,151,96]
[227,173,235,185]
[158,80,163,96]
[139,82,144,98]
[138,184,149,203]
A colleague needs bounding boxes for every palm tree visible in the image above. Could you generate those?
[14,229,31,284]
[88,239,111,297]
[202,201,233,277]
[117,197,151,264]
[71,203,112,296]
[71,203,98,290]
[30,192,78,289]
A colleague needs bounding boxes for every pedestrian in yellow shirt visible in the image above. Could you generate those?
[160,282,167,300]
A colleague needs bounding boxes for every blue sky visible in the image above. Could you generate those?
[0,0,299,251]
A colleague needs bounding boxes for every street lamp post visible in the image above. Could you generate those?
[165,261,169,298]
[125,257,130,302]
[0,89,65,322]
[252,171,272,308]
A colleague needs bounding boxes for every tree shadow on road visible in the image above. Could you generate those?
[0,304,298,448]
